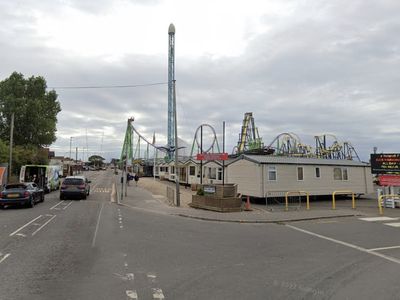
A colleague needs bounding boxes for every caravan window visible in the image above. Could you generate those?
[189,166,196,176]
[208,167,217,180]
[268,166,277,181]
[297,167,304,181]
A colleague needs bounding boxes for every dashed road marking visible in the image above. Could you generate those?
[384,222,400,228]
[0,253,10,264]
[359,217,399,222]
[126,290,138,299]
[10,215,43,236]
[152,288,165,299]
[31,215,56,236]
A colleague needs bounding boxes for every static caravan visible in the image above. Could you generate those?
[202,161,224,185]
[158,162,169,180]
[184,159,201,185]
[226,155,374,198]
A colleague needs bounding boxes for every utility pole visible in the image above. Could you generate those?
[69,137,73,160]
[173,80,180,207]
[8,112,14,183]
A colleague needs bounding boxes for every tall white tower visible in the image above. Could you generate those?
[167,23,175,157]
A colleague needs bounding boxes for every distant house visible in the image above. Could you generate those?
[225,155,374,198]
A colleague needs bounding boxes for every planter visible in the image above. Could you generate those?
[190,194,242,212]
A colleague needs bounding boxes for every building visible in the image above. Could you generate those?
[225,155,373,198]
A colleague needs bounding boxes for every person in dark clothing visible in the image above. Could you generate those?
[134,174,139,186]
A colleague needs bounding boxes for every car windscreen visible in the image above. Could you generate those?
[5,184,27,189]
[63,179,84,185]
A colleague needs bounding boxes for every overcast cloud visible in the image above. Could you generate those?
[0,0,399,161]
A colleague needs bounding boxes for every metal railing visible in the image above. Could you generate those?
[285,191,310,211]
[332,190,355,210]
[378,194,400,215]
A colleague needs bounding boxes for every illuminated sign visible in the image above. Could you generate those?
[370,153,400,174]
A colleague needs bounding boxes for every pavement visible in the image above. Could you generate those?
[112,175,399,223]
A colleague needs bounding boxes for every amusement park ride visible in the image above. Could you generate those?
[120,111,361,166]
[119,24,361,169]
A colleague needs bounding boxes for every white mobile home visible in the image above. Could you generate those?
[226,155,373,198]
[202,161,224,185]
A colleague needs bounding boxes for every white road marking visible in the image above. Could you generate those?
[113,273,134,281]
[384,222,400,227]
[16,233,26,237]
[63,201,73,210]
[0,253,10,264]
[286,224,400,265]
[152,288,165,299]
[10,215,43,236]
[368,245,400,251]
[124,262,128,268]
[147,273,157,279]
[120,226,123,229]
[359,217,399,222]
[31,215,56,236]
[91,202,104,247]
[50,201,65,210]
[126,290,138,299]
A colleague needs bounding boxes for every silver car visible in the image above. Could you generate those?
[60,176,91,200]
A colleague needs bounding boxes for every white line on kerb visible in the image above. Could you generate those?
[10,215,43,236]
[50,201,65,210]
[0,253,10,264]
[31,215,56,236]
[91,202,104,247]
[286,224,400,265]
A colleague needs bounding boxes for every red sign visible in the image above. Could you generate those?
[196,153,228,161]
[378,175,400,186]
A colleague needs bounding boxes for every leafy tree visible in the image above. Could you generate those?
[0,72,61,147]
[88,155,105,167]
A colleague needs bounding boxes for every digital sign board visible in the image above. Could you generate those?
[370,153,400,174]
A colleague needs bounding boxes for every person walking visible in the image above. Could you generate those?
[134,174,139,186]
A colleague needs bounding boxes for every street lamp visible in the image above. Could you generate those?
[8,112,14,183]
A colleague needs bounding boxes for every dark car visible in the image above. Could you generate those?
[60,176,91,200]
[0,182,44,208]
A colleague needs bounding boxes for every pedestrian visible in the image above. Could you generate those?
[134,174,139,186]
[127,173,133,186]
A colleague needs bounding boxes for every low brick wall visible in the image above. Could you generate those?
[190,195,242,212]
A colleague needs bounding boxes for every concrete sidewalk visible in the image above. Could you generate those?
[114,176,395,223]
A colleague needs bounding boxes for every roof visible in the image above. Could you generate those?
[226,154,370,167]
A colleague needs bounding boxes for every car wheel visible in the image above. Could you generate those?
[40,193,45,202]
[60,194,64,200]
[27,197,35,208]
[82,194,87,200]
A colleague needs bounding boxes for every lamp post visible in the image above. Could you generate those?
[8,112,14,183]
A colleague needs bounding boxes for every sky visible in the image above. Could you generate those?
[1,0,399,162]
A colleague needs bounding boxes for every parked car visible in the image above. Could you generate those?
[0,182,44,208]
[60,176,91,200]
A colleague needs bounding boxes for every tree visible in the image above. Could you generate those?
[0,72,61,147]
[88,155,105,167]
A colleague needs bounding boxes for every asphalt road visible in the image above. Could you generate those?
[1,170,400,299]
